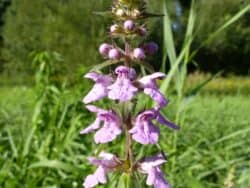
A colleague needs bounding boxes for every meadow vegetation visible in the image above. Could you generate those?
[0,84,249,187]
[0,0,250,187]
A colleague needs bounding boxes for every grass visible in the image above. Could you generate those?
[186,73,250,95]
[0,84,250,188]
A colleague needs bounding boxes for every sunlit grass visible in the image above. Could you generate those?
[0,85,249,187]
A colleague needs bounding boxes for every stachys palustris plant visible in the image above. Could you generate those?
[81,0,179,187]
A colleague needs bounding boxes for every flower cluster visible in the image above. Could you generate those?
[81,1,178,187]
[81,66,178,145]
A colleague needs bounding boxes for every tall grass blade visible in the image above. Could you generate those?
[7,128,18,157]
[161,0,177,71]
[22,126,36,157]
[212,127,250,145]
[29,160,80,173]
[160,42,191,93]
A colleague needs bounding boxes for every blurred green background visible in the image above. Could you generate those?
[0,0,250,187]
[0,0,250,84]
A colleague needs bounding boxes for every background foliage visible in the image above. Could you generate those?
[1,0,109,82]
[0,0,249,85]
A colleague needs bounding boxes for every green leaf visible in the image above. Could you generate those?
[29,160,80,173]
[117,173,132,188]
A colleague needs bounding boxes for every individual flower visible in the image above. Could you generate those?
[138,72,168,108]
[133,48,146,60]
[143,42,159,55]
[129,108,179,145]
[80,105,122,144]
[108,66,138,102]
[129,110,159,144]
[109,48,122,60]
[138,153,170,188]
[83,152,122,188]
[99,43,113,57]
[83,72,113,104]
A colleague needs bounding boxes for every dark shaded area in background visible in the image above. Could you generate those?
[169,0,250,75]
[0,0,11,72]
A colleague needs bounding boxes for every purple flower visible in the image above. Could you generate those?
[80,105,122,144]
[129,110,159,144]
[139,154,170,188]
[143,42,159,55]
[83,72,113,104]
[108,66,138,102]
[83,152,121,188]
[99,43,112,57]
[124,20,135,31]
[133,48,146,60]
[109,48,122,60]
[139,72,168,108]
[129,109,179,144]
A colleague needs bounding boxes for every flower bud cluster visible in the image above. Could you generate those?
[81,1,177,187]
[99,41,158,61]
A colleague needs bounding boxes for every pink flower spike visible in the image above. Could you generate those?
[108,66,138,102]
[83,72,113,104]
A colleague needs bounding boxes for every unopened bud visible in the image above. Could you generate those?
[143,42,158,55]
[133,48,146,60]
[109,49,121,60]
[124,20,135,31]
[110,24,119,33]
[138,27,147,36]
[99,43,112,57]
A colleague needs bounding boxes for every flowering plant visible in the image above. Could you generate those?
[81,0,179,187]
